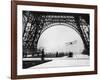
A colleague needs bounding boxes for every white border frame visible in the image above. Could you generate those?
[17,5,95,75]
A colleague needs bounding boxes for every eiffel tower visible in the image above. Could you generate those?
[22,11,90,58]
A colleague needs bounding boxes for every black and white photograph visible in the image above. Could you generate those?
[22,11,90,69]
[11,1,97,79]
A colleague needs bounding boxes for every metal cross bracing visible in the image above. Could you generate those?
[22,11,90,57]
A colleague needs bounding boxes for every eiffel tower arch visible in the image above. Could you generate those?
[22,11,90,57]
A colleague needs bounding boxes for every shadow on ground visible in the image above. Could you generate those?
[23,60,52,69]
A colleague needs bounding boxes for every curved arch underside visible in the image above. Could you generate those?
[41,23,80,36]
[37,25,84,54]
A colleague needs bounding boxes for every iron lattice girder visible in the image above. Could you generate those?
[22,11,89,52]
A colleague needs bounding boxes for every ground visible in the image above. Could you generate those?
[23,54,90,69]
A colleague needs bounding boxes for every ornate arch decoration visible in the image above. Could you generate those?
[41,23,80,35]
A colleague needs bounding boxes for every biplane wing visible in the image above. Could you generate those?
[65,40,77,45]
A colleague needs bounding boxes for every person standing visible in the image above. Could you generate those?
[41,49,45,61]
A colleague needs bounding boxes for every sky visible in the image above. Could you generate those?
[37,25,84,54]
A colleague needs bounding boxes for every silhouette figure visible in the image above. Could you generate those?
[41,49,45,61]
